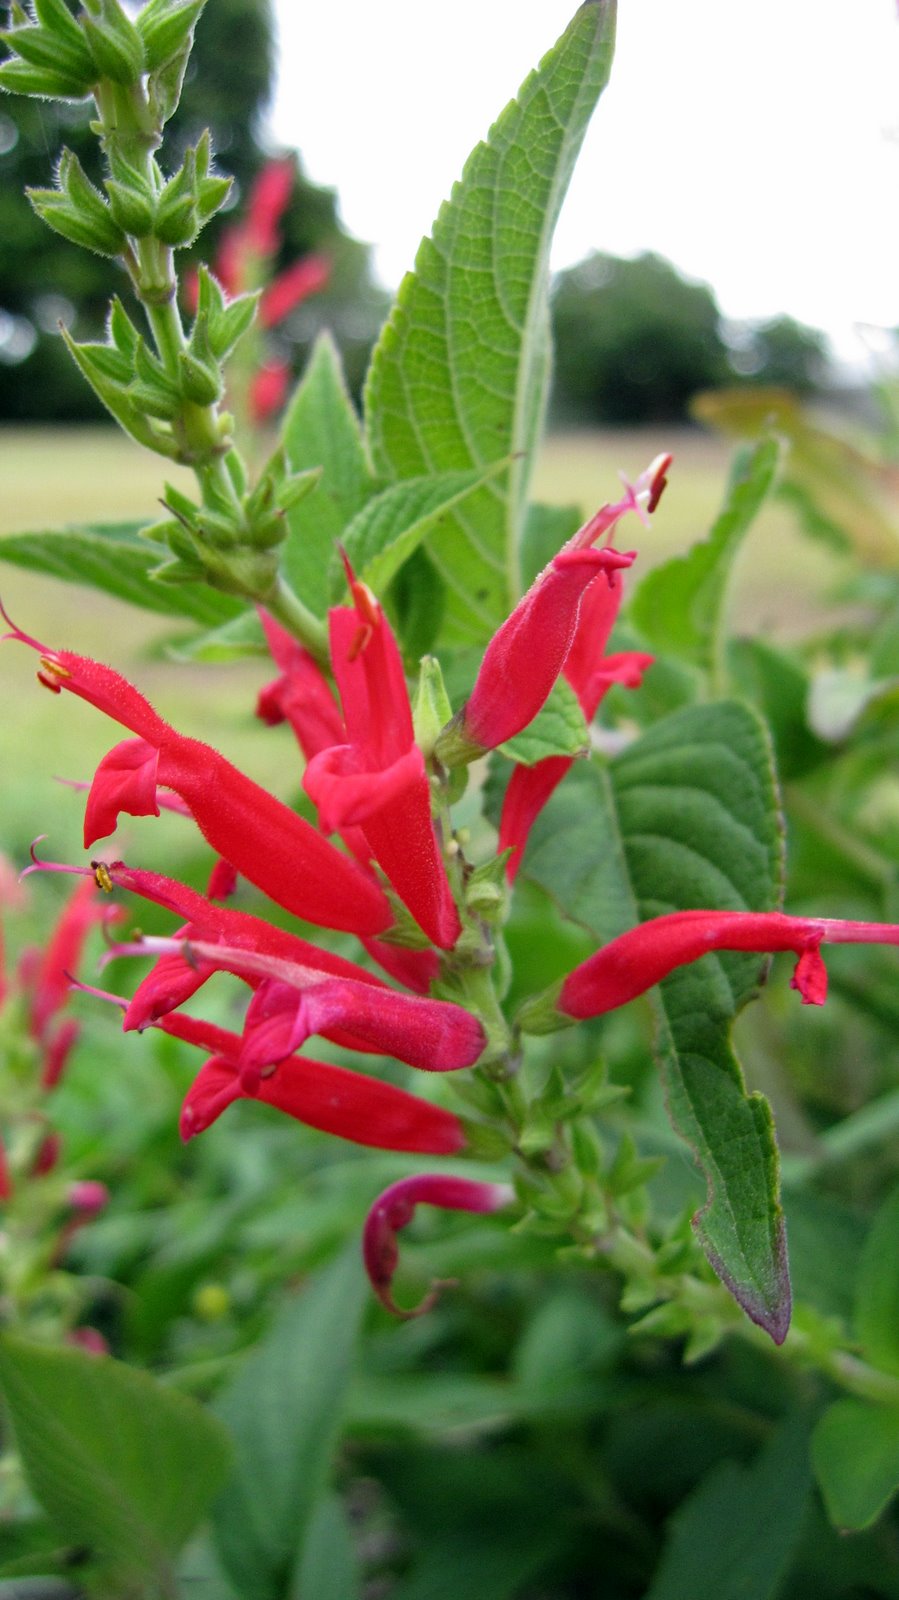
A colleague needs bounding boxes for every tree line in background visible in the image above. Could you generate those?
[0,0,831,426]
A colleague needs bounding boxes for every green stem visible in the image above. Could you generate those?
[265,575,329,662]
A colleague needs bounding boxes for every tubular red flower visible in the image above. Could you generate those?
[259,254,331,329]
[152,1009,467,1155]
[0,1136,11,1203]
[249,361,290,422]
[111,934,486,1077]
[245,157,294,256]
[497,542,654,881]
[304,566,461,950]
[2,617,394,938]
[362,1174,514,1317]
[443,456,670,760]
[29,875,108,1044]
[556,909,899,1021]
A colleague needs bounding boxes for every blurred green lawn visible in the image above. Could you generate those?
[0,422,850,875]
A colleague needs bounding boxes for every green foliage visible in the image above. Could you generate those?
[365,0,617,645]
[0,1332,233,1596]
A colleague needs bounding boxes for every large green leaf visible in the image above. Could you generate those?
[813,1400,899,1530]
[519,701,789,1339]
[211,1247,368,1600]
[0,521,243,625]
[630,436,780,682]
[281,332,376,615]
[364,1,616,645]
[645,1416,811,1599]
[0,1333,233,1596]
[335,461,509,603]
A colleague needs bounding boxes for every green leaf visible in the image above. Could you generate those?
[630,436,780,681]
[813,1401,899,1530]
[728,635,828,781]
[855,1184,899,1376]
[365,1,616,646]
[280,332,376,615]
[499,675,589,765]
[0,1333,233,1593]
[520,702,788,1340]
[211,1247,368,1600]
[520,501,583,588]
[645,1416,811,1599]
[165,606,266,662]
[0,521,243,625]
[336,461,510,604]
[289,1493,361,1600]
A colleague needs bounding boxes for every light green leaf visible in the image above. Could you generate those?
[0,1333,233,1594]
[499,676,590,765]
[813,1400,899,1530]
[646,1417,810,1599]
[519,702,788,1339]
[365,1,616,645]
[281,332,376,615]
[630,436,780,681]
[336,461,509,604]
[0,522,243,626]
[855,1184,899,1377]
[166,606,266,662]
[211,1247,368,1600]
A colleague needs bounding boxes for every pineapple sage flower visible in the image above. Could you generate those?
[517,909,899,1034]
[436,453,671,767]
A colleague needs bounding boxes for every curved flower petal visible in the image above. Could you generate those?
[362,1174,514,1317]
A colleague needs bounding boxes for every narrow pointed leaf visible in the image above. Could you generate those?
[0,521,243,624]
[514,701,788,1339]
[212,1247,368,1600]
[365,1,616,645]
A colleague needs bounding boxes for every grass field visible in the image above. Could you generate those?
[0,421,860,873]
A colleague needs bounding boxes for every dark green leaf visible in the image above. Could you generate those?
[646,1416,811,1599]
[0,1334,233,1593]
[289,1493,361,1600]
[630,436,780,680]
[521,702,788,1339]
[365,2,616,645]
[211,1247,368,1600]
[855,1184,899,1376]
[0,522,243,625]
[813,1401,899,1530]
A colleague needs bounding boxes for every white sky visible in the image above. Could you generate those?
[269,2,899,367]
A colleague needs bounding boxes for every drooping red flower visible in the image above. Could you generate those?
[3,611,393,939]
[518,909,899,1031]
[303,563,462,950]
[258,255,331,329]
[249,361,290,423]
[362,1173,514,1317]
[438,455,671,763]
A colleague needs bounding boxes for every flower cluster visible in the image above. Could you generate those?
[8,453,899,1326]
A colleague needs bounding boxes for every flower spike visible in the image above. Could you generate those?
[362,1175,514,1318]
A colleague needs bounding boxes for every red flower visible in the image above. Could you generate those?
[304,563,462,950]
[517,909,899,1030]
[249,361,290,423]
[3,610,393,939]
[258,255,331,329]
[244,157,294,257]
[362,1174,514,1317]
[498,552,655,881]
[440,455,670,762]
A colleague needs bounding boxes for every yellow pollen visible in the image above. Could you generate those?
[91,862,114,893]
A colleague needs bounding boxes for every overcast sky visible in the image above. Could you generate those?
[269,2,899,366]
